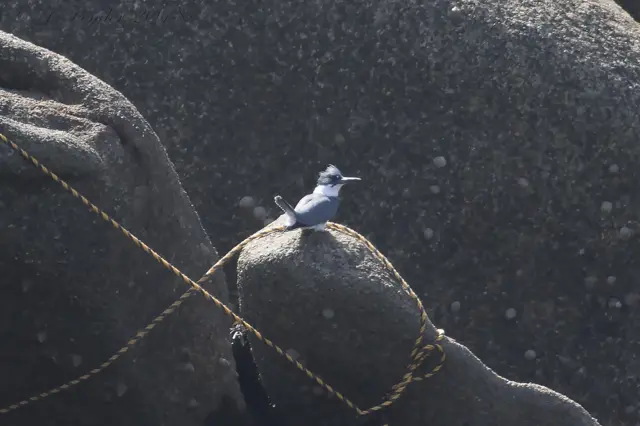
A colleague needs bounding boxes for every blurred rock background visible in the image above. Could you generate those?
[1,0,639,425]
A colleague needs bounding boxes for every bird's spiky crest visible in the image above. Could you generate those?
[317,164,343,185]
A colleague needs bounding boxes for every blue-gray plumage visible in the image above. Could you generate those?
[274,165,361,231]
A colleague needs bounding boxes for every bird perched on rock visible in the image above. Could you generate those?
[274,165,361,231]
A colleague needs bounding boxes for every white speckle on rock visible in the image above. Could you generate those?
[322,308,335,319]
[22,279,32,292]
[177,362,195,373]
[608,164,619,174]
[116,382,127,397]
[429,185,441,194]
[253,206,267,221]
[516,269,524,277]
[450,301,461,313]
[238,196,255,208]
[218,357,232,368]
[517,177,529,188]
[606,276,616,285]
[505,308,517,320]
[584,276,597,289]
[433,156,447,168]
[335,133,345,144]
[608,298,622,309]
[47,350,59,364]
[423,228,434,240]
[71,354,83,367]
[286,348,300,360]
[37,331,47,343]
[600,201,613,213]
[524,349,537,361]
[188,398,200,408]
[619,226,633,240]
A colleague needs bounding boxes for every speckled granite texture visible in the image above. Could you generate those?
[1,0,639,425]
[0,31,247,426]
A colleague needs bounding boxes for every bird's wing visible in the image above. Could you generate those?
[294,194,318,210]
[294,194,339,225]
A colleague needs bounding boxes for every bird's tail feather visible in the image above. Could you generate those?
[274,195,296,226]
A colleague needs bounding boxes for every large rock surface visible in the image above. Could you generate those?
[237,220,602,426]
[2,0,640,424]
[0,32,247,426]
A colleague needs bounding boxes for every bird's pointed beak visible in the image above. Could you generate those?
[339,176,361,183]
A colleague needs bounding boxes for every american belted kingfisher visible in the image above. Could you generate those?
[274,165,361,231]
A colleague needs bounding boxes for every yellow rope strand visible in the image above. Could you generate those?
[0,132,445,421]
